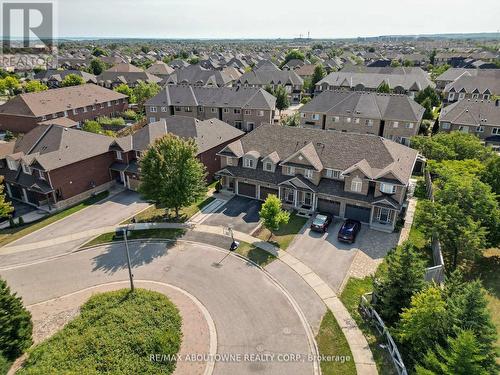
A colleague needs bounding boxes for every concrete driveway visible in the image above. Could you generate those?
[287,218,400,292]
[1,241,316,375]
[203,196,262,234]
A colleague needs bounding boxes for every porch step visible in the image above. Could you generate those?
[296,210,314,218]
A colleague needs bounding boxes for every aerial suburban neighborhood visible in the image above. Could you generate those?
[0,1,498,375]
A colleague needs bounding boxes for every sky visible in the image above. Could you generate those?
[52,0,500,39]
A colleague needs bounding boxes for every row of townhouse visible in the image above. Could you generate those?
[439,98,500,151]
[0,84,128,134]
[442,69,500,104]
[144,85,277,132]
[298,91,425,146]
[315,66,434,99]
[216,124,419,233]
[0,116,243,210]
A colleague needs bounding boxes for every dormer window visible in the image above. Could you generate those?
[135,151,142,159]
[115,151,122,160]
[351,178,362,193]
[37,169,45,180]
[7,159,17,171]
[244,158,254,168]
[326,169,342,179]
[22,163,31,175]
[380,183,396,194]
[264,162,273,171]
[285,166,295,175]
[150,106,157,113]
[304,169,313,179]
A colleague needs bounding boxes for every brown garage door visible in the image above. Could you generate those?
[238,182,256,198]
[317,198,341,216]
[259,186,278,201]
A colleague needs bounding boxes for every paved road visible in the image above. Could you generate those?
[9,191,149,246]
[0,241,316,375]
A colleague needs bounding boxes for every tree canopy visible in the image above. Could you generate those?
[61,74,85,87]
[273,85,290,114]
[139,134,207,217]
[24,80,48,93]
[283,49,305,64]
[133,82,161,111]
[259,195,290,236]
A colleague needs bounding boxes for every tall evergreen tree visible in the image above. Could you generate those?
[373,241,427,325]
[416,330,489,375]
[0,277,33,359]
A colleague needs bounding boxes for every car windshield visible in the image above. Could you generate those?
[341,222,355,233]
[313,215,327,226]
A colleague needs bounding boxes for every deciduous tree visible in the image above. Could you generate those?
[61,74,85,87]
[259,195,290,240]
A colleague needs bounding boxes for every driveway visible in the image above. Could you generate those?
[287,219,400,292]
[0,241,316,375]
[8,190,149,246]
[203,196,262,234]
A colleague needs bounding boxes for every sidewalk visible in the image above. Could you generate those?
[1,221,378,374]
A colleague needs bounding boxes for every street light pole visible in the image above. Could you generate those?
[123,226,134,292]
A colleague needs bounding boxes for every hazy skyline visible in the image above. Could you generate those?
[55,0,500,39]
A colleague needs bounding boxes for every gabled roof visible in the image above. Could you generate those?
[439,98,500,127]
[280,142,323,171]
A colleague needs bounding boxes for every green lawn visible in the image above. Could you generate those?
[340,277,398,375]
[407,200,434,267]
[469,248,500,358]
[123,196,216,224]
[0,191,109,247]
[82,228,186,248]
[235,241,276,267]
[316,310,356,375]
[17,289,182,375]
[256,213,307,250]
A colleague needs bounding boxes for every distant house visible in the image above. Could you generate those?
[0,125,116,210]
[34,69,97,88]
[236,64,304,103]
[146,61,174,78]
[442,69,500,103]
[163,64,234,87]
[216,124,419,232]
[0,84,128,133]
[299,91,424,146]
[97,63,162,88]
[145,85,276,132]
[316,66,434,98]
[439,98,500,151]
[109,116,244,186]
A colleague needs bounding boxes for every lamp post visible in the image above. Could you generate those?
[216,226,239,265]
[122,226,134,291]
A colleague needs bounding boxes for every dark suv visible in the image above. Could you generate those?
[337,219,361,243]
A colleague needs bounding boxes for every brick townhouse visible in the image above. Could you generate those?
[0,124,116,209]
[299,90,424,146]
[108,116,244,188]
[216,124,418,232]
[145,85,276,132]
[0,84,128,133]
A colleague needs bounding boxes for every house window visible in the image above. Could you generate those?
[245,110,251,115]
[38,169,45,180]
[135,151,142,158]
[304,169,313,179]
[184,107,192,112]
[115,151,122,160]
[246,122,255,131]
[41,115,47,121]
[211,108,217,113]
[107,101,112,107]
[72,109,78,115]
[226,158,233,166]
[441,122,451,130]
[448,92,455,101]
[484,94,490,100]
[83,107,88,113]
[92,105,96,111]
[459,126,469,133]
[149,117,156,123]
[286,189,294,203]
[346,117,351,123]
[380,183,396,194]
[393,121,399,128]
[223,108,229,113]
[492,128,500,135]
[378,208,392,223]
[100,103,104,109]
[458,93,465,100]
[22,163,31,175]
[7,159,17,171]
[234,109,241,114]
[198,106,204,112]
[477,126,484,133]
[175,106,181,112]
[472,94,479,99]
[64,111,68,117]
[326,169,341,179]
[351,178,362,192]
[312,114,320,120]
[258,110,264,117]
[286,166,295,175]
[264,162,273,171]
[405,123,414,129]
[235,121,242,129]
[333,116,339,122]
[244,158,254,168]
[354,118,360,124]
[161,107,168,112]
[300,112,306,118]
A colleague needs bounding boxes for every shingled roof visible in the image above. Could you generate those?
[300,90,425,122]
[220,123,418,185]
[439,98,500,127]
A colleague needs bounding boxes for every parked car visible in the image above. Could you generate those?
[337,219,361,243]
[310,213,332,233]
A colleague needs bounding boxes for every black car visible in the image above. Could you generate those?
[310,213,332,233]
[337,219,361,243]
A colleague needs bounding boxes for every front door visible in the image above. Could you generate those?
[379,208,390,223]
[304,192,312,207]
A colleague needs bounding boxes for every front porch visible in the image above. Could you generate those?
[279,186,316,217]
